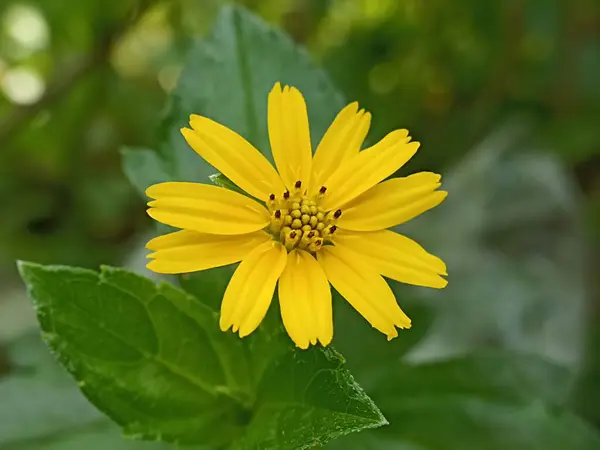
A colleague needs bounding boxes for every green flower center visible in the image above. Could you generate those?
[267,181,340,252]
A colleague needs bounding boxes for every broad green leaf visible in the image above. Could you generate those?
[121,4,344,191]
[233,347,387,450]
[137,4,344,186]
[18,262,387,447]
[18,262,253,446]
[0,333,170,449]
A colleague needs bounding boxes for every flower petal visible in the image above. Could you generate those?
[146,229,272,274]
[183,116,285,201]
[309,102,371,195]
[317,245,410,340]
[320,129,419,210]
[220,241,287,338]
[146,182,269,235]
[337,172,447,231]
[268,83,312,191]
[278,250,333,349]
[334,229,447,288]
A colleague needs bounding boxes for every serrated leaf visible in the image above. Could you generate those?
[18,262,387,447]
[0,333,171,449]
[233,347,387,450]
[18,262,252,446]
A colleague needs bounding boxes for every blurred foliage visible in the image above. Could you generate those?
[0,0,598,272]
[1,0,600,448]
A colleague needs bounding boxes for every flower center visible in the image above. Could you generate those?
[267,181,340,252]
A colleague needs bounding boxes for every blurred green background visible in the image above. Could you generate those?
[1,0,600,448]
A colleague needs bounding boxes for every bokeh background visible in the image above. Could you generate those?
[1,0,599,448]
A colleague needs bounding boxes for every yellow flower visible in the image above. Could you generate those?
[145,82,447,349]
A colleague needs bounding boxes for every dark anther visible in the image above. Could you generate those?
[329,225,337,233]
[274,210,281,219]
[283,191,290,199]
[319,186,327,194]
[294,180,302,189]
[334,209,342,219]
[269,193,275,201]
[307,231,315,238]
[290,231,297,239]
[315,239,322,245]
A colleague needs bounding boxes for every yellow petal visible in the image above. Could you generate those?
[268,83,312,191]
[337,172,447,231]
[317,245,411,340]
[334,229,447,288]
[146,182,269,235]
[320,129,419,210]
[220,241,287,338]
[146,230,271,274]
[309,102,371,194]
[183,116,285,201]
[278,250,333,349]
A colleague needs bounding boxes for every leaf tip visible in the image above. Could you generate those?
[16,260,40,280]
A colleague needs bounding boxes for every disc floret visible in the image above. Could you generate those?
[268,181,340,252]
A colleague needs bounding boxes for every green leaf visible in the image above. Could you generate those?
[0,333,171,449]
[233,347,387,450]
[162,5,343,173]
[18,262,253,446]
[18,262,387,447]
[120,4,344,189]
